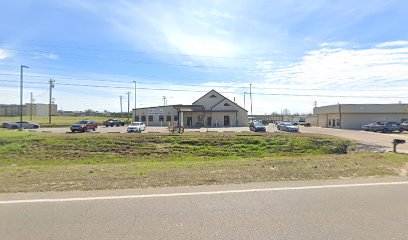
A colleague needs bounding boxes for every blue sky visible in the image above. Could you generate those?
[1,0,408,114]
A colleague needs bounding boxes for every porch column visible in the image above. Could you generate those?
[180,111,184,126]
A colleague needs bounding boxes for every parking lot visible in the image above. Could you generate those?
[299,126,408,153]
[24,124,408,153]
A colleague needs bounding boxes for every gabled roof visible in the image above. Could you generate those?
[192,89,247,112]
[192,89,220,105]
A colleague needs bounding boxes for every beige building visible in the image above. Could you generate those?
[0,103,57,117]
[314,104,408,129]
[133,90,248,127]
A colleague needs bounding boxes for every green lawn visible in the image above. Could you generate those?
[0,116,129,127]
[0,129,407,192]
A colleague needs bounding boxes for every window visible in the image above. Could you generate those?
[174,115,178,121]
[148,115,153,122]
[135,116,139,121]
[141,115,146,122]
[224,103,231,106]
[209,94,217,98]
[328,119,332,126]
[336,119,340,127]
[166,115,171,122]
[159,115,164,122]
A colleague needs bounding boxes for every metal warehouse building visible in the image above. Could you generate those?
[133,90,248,127]
[313,104,408,129]
[0,103,57,117]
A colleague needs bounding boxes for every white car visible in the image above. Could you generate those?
[3,121,40,129]
[127,122,146,133]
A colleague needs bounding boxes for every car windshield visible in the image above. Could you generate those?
[77,121,88,124]
[131,123,140,126]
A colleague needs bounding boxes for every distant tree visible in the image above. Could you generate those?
[84,109,94,116]
[282,109,291,116]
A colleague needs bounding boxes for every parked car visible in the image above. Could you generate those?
[293,122,311,127]
[401,121,408,131]
[2,121,40,129]
[249,121,266,132]
[103,119,125,127]
[70,120,98,132]
[371,121,403,133]
[361,122,381,131]
[127,122,146,133]
[277,122,299,132]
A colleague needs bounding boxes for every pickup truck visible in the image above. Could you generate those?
[70,120,98,132]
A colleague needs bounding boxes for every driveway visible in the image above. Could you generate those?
[298,126,408,153]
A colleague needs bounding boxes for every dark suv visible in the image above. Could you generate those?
[70,120,98,132]
[371,121,403,133]
[249,121,266,132]
[103,119,125,127]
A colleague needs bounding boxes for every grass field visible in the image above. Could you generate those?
[0,116,129,127]
[0,129,407,192]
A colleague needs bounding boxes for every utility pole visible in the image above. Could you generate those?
[30,92,34,121]
[244,92,246,110]
[314,101,317,108]
[133,81,137,110]
[19,65,29,131]
[163,96,167,106]
[249,83,253,116]
[119,96,123,117]
[126,91,131,122]
[48,79,55,124]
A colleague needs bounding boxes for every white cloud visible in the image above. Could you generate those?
[0,49,12,59]
[375,41,408,48]
[31,52,59,60]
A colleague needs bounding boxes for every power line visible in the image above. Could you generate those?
[1,47,264,71]
[0,79,406,99]
[0,72,407,92]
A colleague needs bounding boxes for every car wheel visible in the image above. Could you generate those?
[71,129,75,133]
[11,125,18,129]
[33,125,39,129]
[110,123,114,127]
[382,128,389,133]
[82,128,87,133]
[93,128,96,131]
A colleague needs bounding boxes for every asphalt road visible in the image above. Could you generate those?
[1,177,408,240]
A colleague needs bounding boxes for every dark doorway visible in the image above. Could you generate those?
[207,117,212,126]
[224,115,230,126]
[187,117,193,126]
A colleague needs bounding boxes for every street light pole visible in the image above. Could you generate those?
[133,80,137,109]
[119,96,123,117]
[48,79,55,124]
[126,91,130,122]
[19,65,29,131]
[249,83,253,116]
